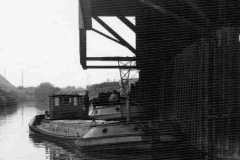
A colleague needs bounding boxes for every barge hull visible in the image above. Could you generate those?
[28,116,151,151]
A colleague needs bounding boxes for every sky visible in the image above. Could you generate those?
[0,0,135,88]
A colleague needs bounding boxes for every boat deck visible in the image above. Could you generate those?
[51,119,115,125]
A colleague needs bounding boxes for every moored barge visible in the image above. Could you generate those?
[29,91,182,151]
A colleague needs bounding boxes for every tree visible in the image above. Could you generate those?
[61,86,76,92]
[87,81,120,98]
[17,86,24,90]
[34,82,60,101]
[60,86,85,93]
[0,87,18,106]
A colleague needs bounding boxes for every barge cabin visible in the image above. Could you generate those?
[48,91,87,120]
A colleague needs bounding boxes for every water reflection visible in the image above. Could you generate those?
[0,101,153,160]
[33,100,49,111]
[83,150,152,160]
[0,104,18,120]
[29,134,80,160]
[0,101,205,160]
[29,132,153,160]
[3,101,240,159]
[0,101,60,160]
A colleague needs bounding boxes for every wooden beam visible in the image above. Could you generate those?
[87,57,136,61]
[93,16,136,54]
[79,29,87,69]
[78,0,92,29]
[92,28,122,45]
[182,0,209,25]
[85,66,136,69]
[90,0,138,16]
[140,0,201,30]
[117,16,136,33]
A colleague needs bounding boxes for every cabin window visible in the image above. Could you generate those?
[60,97,64,104]
[69,97,72,103]
[74,97,78,106]
[55,98,59,106]
[60,97,69,105]
[63,97,69,104]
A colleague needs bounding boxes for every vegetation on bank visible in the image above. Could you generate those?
[31,81,120,102]
[0,80,121,106]
[0,88,18,106]
[0,73,123,106]
[32,83,85,102]
[87,81,120,99]
[34,82,61,101]
[0,74,19,106]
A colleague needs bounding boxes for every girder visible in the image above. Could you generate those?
[79,0,240,69]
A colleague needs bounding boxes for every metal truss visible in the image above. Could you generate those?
[118,60,138,96]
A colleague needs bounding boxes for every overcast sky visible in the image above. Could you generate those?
[0,0,135,88]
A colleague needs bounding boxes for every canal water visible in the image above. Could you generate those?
[3,101,228,160]
[0,102,152,160]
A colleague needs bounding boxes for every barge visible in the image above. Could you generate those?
[29,91,182,151]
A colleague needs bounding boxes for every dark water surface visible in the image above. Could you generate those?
[0,102,152,160]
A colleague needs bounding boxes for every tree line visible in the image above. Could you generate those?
[0,88,18,106]
[87,81,120,99]
[14,81,120,104]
